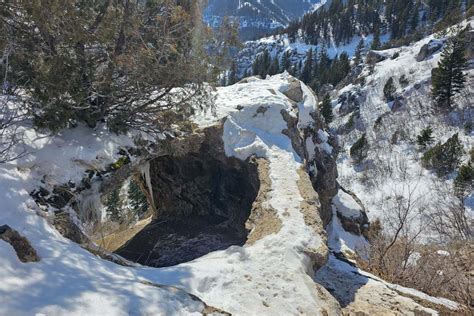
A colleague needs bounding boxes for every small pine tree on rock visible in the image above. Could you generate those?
[417,127,434,149]
[319,94,334,124]
[422,133,464,176]
[454,161,474,198]
[431,35,467,108]
[383,77,396,102]
[106,189,123,222]
[350,133,369,163]
[128,180,149,218]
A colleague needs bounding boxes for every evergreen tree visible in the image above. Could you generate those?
[268,56,280,76]
[354,38,365,65]
[128,180,149,218]
[431,35,467,108]
[350,133,369,163]
[300,48,314,84]
[228,61,238,85]
[371,26,381,50]
[417,127,435,149]
[106,189,122,222]
[319,94,334,124]
[383,77,396,102]
[422,133,464,176]
[281,50,292,72]
[3,1,211,134]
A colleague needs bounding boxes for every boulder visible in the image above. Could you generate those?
[366,51,387,63]
[0,225,40,262]
[416,39,444,62]
[283,77,304,103]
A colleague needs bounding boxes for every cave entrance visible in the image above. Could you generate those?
[115,150,260,267]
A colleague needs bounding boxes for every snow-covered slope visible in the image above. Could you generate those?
[0,72,464,314]
[331,21,474,236]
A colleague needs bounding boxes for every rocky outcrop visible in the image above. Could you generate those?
[0,225,40,263]
[245,158,282,245]
[416,39,444,62]
[366,50,387,63]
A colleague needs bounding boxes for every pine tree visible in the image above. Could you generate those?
[383,77,396,102]
[422,133,464,176]
[300,48,314,84]
[431,35,467,108]
[371,26,381,50]
[128,180,149,217]
[281,50,292,72]
[319,94,334,124]
[228,61,238,85]
[106,189,122,222]
[350,133,369,163]
[417,127,435,149]
[268,56,280,76]
[354,38,365,65]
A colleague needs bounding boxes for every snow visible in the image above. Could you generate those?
[0,74,335,315]
[0,124,205,315]
[326,190,369,257]
[331,19,474,240]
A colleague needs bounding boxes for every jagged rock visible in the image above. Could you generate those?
[53,211,89,244]
[337,88,364,116]
[334,187,369,237]
[319,83,334,97]
[416,39,444,62]
[366,50,387,63]
[283,77,304,103]
[390,95,406,112]
[0,225,40,262]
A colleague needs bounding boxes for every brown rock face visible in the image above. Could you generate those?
[0,225,40,263]
[115,125,262,267]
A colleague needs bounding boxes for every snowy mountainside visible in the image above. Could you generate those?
[0,73,462,315]
[204,0,325,40]
[329,21,474,234]
[234,32,390,76]
[205,0,323,26]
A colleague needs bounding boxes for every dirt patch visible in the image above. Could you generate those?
[296,168,329,270]
[0,225,40,263]
[245,158,282,245]
[94,216,152,252]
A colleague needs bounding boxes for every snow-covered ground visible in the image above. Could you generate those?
[331,20,474,239]
[0,74,339,315]
[0,69,465,314]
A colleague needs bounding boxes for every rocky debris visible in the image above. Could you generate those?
[416,39,444,62]
[246,158,282,245]
[390,95,406,112]
[0,225,40,263]
[366,50,387,63]
[337,88,364,116]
